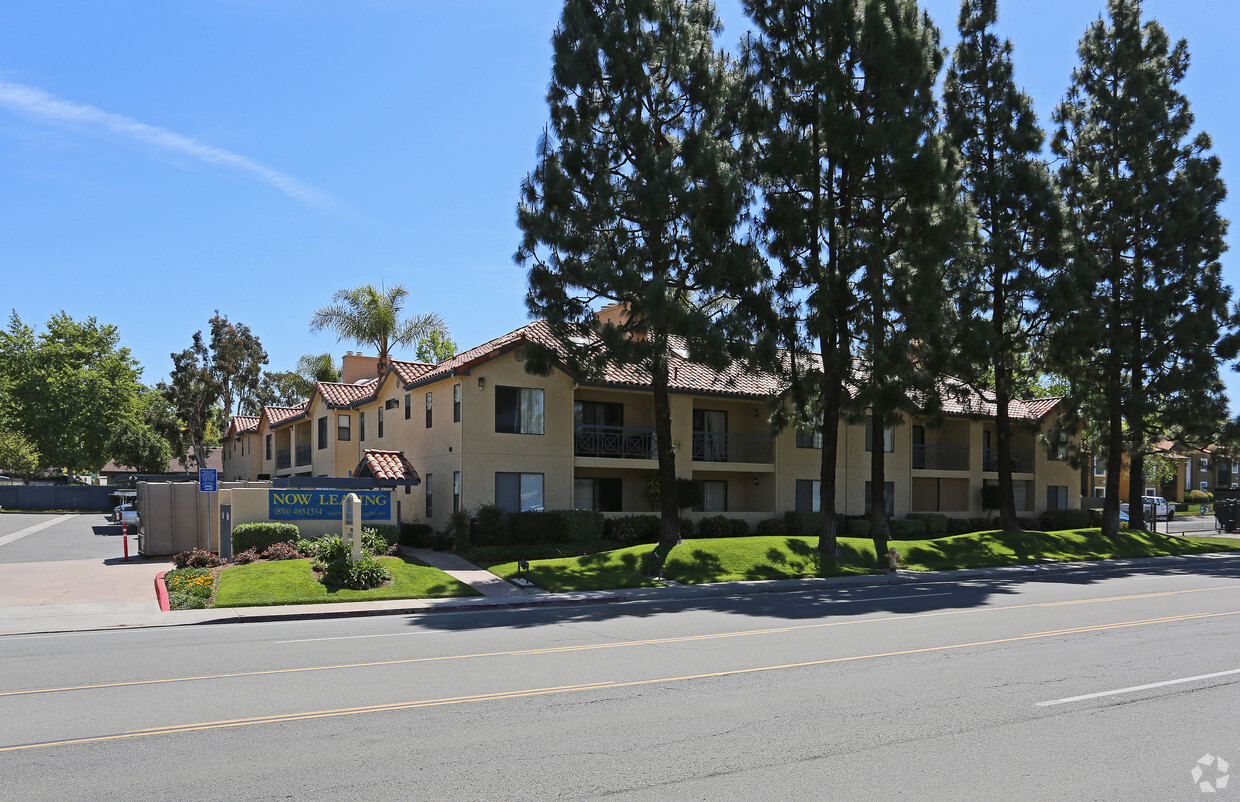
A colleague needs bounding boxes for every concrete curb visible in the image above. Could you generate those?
[155,571,170,612]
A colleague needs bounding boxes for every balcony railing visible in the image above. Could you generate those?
[912,444,970,471]
[692,431,775,464]
[276,448,291,470]
[574,425,656,459]
[295,444,312,466]
[983,447,1034,473]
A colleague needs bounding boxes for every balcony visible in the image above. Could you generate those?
[983,448,1034,473]
[692,431,774,464]
[276,448,291,470]
[575,425,655,459]
[295,444,312,467]
[913,444,969,471]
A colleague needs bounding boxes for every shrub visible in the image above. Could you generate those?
[887,518,928,539]
[446,511,471,549]
[756,518,786,538]
[640,474,703,510]
[400,522,434,547]
[845,518,871,538]
[905,513,949,536]
[474,503,508,545]
[361,527,396,556]
[261,540,301,561]
[783,510,825,537]
[509,510,607,544]
[168,592,207,610]
[729,518,751,538]
[697,515,730,538]
[322,554,392,590]
[980,484,1001,511]
[1187,489,1210,504]
[231,522,300,554]
[165,567,213,598]
[366,524,398,547]
[947,517,995,535]
[1038,508,1091,531]
[678,517,697,539]
[173,548,225,569]
[606,515,661,544]
[232,548,260,565]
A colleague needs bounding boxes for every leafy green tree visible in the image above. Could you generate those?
[944,0,1060,531]
[253,353,342,411]
[1050,0,1236,534]
[414,331,458,364]
[296,353,341,384]
[0,311,147,473]
[309,285,447,377]
[0,430,40,478]
[163,331,222,472]
[109,389,174,473]
[743,0,960,563]
[209,311,268,423]
[516,0,767,554]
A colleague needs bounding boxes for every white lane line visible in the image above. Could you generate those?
[0,514,77,548]
[1037,668,1240,707]
[275,592,952,644]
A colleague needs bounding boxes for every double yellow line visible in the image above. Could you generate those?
[4,606,1240,753]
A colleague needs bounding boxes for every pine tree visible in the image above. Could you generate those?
[517,0,766,555]
[1051,0,1236,535]
[943,0,1060,531]
[743,0,961,563]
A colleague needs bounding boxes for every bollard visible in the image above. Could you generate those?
[122,524,130,561]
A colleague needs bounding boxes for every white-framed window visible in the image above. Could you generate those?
[1145,486,1156,496]
[1201,482,1209,492]
[864,418,895,453]
[495,387,545,435]
[337,414,350,441]
[1093,487,1106,498]
[1094,456,1106,477]
[1201,458,1209,470]
[496,472,544,512]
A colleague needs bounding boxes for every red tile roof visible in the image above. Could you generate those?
[263,402,309,430]
[390,360,438,385]
[353,449,420,484]
[315,379,379,407]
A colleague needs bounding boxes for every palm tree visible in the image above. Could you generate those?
[296,352,341,384]
[309,285,447,377]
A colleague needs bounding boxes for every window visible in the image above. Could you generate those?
[574,477,623,511]
[864,418,894,453]
[693,480,728,512]
[453,471,461,513]
[1094,456,1106,477]
[496,472,544,512]
[912,477,968,512]
[266,434,272,460]
[795,479,821,512]
[1201,482,1209,492]
[1201,458,1209,470]
[1093,487,1106,498]
[405,393,411,421]
[864,481,895,515]
[1145,486,1156,496]
[496,387,545,434]
[575,401,624,428]
[426,392,433,428]
[377,406,384,438]
[796,418,822,449]
[1046,485,1068,511]
[317,416,327,450]
[385,398,399,410]
[337,414,351,442]
[425,473,432,519]
[453,384,461,422]
[360,411,365,442]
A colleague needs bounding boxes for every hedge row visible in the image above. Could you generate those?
[231,522,300,554]
[509,510,606,544]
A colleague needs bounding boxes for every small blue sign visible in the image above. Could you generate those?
[199,468,218,493]
[268,490,390,521]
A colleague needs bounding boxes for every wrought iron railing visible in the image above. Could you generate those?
[574,425,656,459]
[276,448,291,470]
[295,444,312,466]
[983,448,1034,473]
[912,444,970,471]
[692,431,775,464]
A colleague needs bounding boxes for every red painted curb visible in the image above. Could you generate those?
[155,571,170,612]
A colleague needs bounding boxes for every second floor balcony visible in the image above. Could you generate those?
[913,444,970,471]
[276,448,291,470]
[575,425,656,459]
[983,447,1035,473]
[295,444,312,467]
[692,431,774,464]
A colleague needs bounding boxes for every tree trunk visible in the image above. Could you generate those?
[817,324,844,560]
[650,341,681,557]
[1129,451,1147,531]
[870,425,890,567]
[995,380,1020,531]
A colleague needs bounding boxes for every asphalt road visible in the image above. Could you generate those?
[0,512,130,563]
[2,564,1238,800]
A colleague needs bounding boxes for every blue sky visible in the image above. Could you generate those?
[2,0,1238,410]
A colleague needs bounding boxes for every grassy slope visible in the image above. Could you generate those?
[212,557,479,607]
[487,529,1240,592]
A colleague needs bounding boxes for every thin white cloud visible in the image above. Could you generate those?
[0,79,336,210]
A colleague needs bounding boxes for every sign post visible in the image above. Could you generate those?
[199,468,218,553]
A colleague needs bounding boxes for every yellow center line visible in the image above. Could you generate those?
[2,584,1238,699]
[5,608,1240,754]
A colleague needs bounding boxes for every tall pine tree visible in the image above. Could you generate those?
[744,0,960,563]
[1051,0,1235,534]
[943,0,1060,531]
[516,0,766,555]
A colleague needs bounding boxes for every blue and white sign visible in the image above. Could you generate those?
[198,468,218,493]
[268,490,391,521]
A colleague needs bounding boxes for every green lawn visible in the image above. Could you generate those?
[487,529,1240,592]
[212,557,480,607]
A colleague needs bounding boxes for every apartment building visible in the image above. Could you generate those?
[222,320,1081,532]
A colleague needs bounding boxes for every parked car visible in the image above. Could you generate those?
[113,503,139,526]
[1120,496,1174,521]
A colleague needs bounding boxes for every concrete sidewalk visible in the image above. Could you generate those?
[2,548,1239,637]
